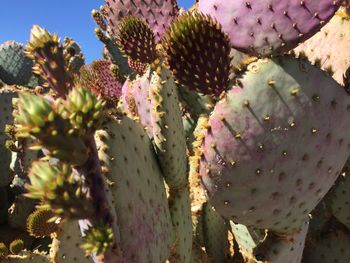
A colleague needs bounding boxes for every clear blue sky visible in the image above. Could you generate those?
[0,0,194,63]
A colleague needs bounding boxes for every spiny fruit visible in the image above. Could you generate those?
[104,0,179,41]
[163,12,231,96]
[27,209,58,238]
[198,56,350,234]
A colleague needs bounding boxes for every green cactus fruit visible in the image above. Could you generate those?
[201,202,230,262]
[163,12,231,96]
[9,240,24,255]
[78,60,123,107]
[0,87,18,187]
[303,223,350,262]
[294,9,350,84]
[7,251,50,262]
[15,92,88,165]
[199,56,350,234]
[50,220,93,262]
[104,0,179,42]
[61,85,106,135]
[0,226,34,251]
[25,162,94,219]
[0,242,9,260]
[26,25,73,98]
[8,196,36,231]
[117,16,157,64]
[0,41,33,86]
[231,220,309,263]
[81,223,114,257]
[96,116,173,262]
[27,208,58,238]
[325,162,350,230]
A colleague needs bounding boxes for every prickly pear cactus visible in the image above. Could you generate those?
[96,116,174,262]
[198,57,350,234]
[294,8,350,84]
[0,41,33,85]
[198,0,343,56]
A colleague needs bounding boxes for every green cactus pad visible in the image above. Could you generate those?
[168,187,192,263]
[96,116,173,262]
[303,224,350,262]
[326,164,350,230]
[149,65,187,189]
[117,16,157,64]
[50,220,93,262]
[231,220,309,262]
[201,202,229,262]
[200,56,350,234]
[0,41,33,86]
[0,87,18,187]
[163,12,231,96]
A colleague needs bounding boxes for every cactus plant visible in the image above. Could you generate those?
[1,1,350,262]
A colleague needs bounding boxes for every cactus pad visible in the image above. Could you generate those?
[0,41,33,85]
[199,56,350,234]
[198,0,343,56]
[294,10,350,84]
[96,116,173,262]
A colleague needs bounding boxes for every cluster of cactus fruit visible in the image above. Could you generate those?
[1,0,350,262]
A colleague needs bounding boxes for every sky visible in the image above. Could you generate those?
[0,0,195,63]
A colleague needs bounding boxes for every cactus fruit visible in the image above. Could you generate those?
[104,0,179,41]
[163,12,231,96]
[198,0,343,56]
[0,242,9,260]
[26,209,58,238]
[294,9,350,84]
[78,60,123,106]
[117,16,157,65]
[198,56,350,234]
[9,240,24,255]
[96,116,174,262]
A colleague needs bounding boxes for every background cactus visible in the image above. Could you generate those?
[1,1,350,263]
